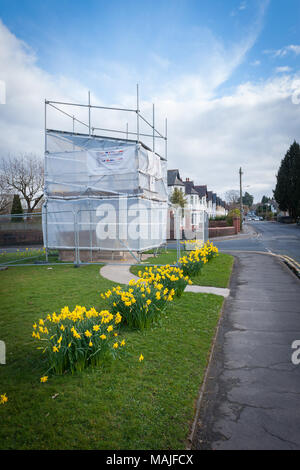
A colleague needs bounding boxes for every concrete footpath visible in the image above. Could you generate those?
[100,264,230,298]
[192,252,300,450]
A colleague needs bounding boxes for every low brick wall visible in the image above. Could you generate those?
[0,230,43,246]
[209,226,235,238]
[209,220,228,228]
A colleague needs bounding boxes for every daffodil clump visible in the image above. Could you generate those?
[101,281,175,330]
[205,240,219,260]
[137,265,192,297]
[178,240,218,277]
[32,306,125,374]
[180,239,203,251]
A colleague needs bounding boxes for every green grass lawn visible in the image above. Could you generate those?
[0,264,224,450]
[0,248,60,265]
[131,250,234,288]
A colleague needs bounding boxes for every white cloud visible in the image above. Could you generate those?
[160,74,300,201]
[239,1,247,11]
[264,44,300,57]
[150,53,171,70]
[0,20,93,156]
[231,0,248,16]
[275,66,292,73]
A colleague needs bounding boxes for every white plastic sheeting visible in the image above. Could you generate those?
[45,131,167,200]
[43,197,167,252]
[43,131,168,252]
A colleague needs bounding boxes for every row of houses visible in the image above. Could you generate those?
[167,169,228,238]
[167,169,228,218]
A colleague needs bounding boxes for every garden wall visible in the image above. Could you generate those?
[209,226,235,238]
[0,229,43,246]
[209,220,227,228]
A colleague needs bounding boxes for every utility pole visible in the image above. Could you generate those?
[239,167,243,229]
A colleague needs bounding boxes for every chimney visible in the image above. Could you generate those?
[186,178,189,182]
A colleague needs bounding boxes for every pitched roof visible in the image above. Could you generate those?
[167,169,185,186]
[194,185,207,198]
[184,180,198,195]
[207,191,213,201]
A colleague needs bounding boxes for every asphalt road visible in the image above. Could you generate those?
[214,221,300,264]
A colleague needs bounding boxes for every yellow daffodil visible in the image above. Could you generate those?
[0,393,8,404]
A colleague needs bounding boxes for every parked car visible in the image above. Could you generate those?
[253,216,260,221]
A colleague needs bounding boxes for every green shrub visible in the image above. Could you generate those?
[11,194,23,222]
[226,208,240,226]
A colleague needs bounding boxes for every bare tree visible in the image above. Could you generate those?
[0,171,12,214]
[0,154,44,213]
[225,189,240,209]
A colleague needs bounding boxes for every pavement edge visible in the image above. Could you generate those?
[185,255,236,450]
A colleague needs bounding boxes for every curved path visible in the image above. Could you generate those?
[100,264,230,298]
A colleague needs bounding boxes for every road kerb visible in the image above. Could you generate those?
[220,249,300,279]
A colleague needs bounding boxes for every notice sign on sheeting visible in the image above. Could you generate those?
[87,146,137,175]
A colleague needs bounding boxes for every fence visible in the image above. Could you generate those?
[0,206,208,267]
[0,212,43,247]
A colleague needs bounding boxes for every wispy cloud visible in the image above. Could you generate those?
[231,0,248,16]
[275,66,292,73]
[239,1,247,11]
[163,0,269,101]
[150,53,171,70]
[264,44,300,57]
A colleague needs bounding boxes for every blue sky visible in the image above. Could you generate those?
[2,0,300,97]
[1,0,300,201]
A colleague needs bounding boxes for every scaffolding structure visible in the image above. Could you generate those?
[43,86,169,263]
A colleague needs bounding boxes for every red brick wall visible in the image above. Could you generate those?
[233,217,240,233]
[209,220,228,228]
[209,226,235,238]
[0,230,43,246]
